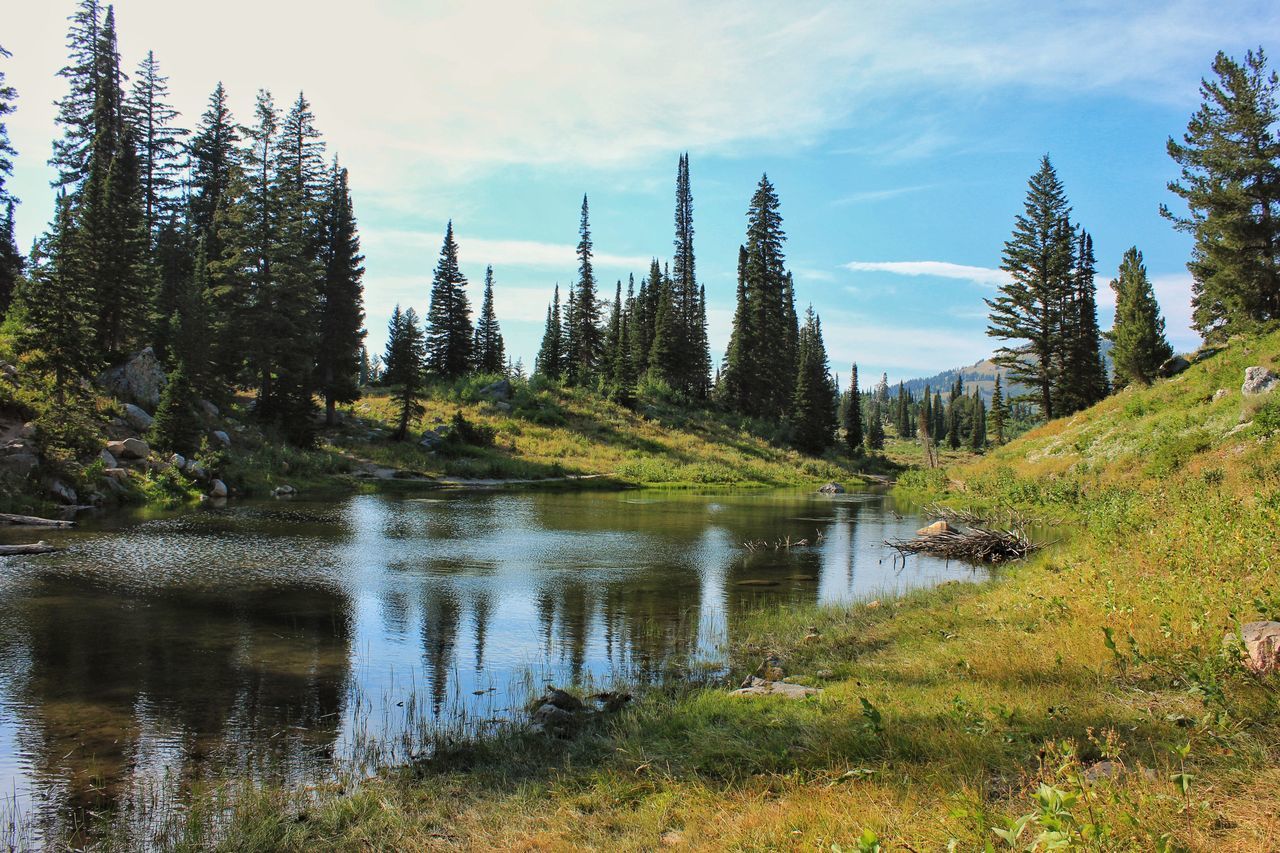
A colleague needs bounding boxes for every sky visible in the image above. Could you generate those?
[4,1,1277,382]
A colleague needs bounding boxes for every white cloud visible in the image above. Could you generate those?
[832,184,935,205]
[364,231,653,271]
[843,260,1012,288]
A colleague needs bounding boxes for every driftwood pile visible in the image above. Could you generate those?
[886,506,1046,564]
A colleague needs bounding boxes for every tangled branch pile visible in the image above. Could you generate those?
[886,521,1043,564]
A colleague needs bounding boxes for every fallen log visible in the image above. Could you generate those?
[0,512,74,528]
[886,523,1043,564]
[0,541,63,555]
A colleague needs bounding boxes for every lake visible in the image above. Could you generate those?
[0,488,981,843]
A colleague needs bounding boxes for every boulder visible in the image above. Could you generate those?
[18,421,36,439]
[100,448,118,468]
[169,453,186,470]
[209,479,228,498]
[123,403,154,432]
[495,401,512,413]
[211,430,231,448]
[916,520,952,536]
[118,437,149,460]
[103,467,130,482]
[730,676,822,699]
[46,479,77,504]
[541,688,584,713]
[818,482,845,494]
[1236,621,1280,673]
[1212,388,1229,403]
[0,361,17,382]
[1242,366,1279,397]
[272,484,296,497]
[531,702,575,729]
[479,379,513,401]
[1157,355,1191,378]
[198,399,220,419]
[0,450,38,479]
[97,347,167,410]
[419,429,447,449]
[186,460,207,481]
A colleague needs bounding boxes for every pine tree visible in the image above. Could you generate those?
[473,265,505,374]
[932,390,945,442]
[563,195,602,386]
[317,162,366,424]
[670,152,710,398]
[788,307,836,454]
[382,305,426,441]
[425,221,473,379]
[987,155,1076,419]
[1056,230,1110,414]
[1164,49,1280,339]
[0,43,17,209]
[167,233,212,387]
[536,284,564,380]
[866,401,885,452]
[1107,247,1174,386]
[49,0,103,189]
[990,374,1007,445]
[602,279,623,387]
[14,195,99,399]
[844,363,864,456]
[647,279,680,388]
[126,50,186,240]
[969,389,987,451]
[0,45,19,315]
[149,360,202,456]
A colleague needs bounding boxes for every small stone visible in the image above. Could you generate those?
[1242,366,1279,396]
[1083,760,1124,783]
[818,482,845,494]
[272,484,296,497]
[1212,388,1229,403]
[543,688,584,712]
[209,479,228,498]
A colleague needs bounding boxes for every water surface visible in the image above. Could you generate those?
[0,488,980,841]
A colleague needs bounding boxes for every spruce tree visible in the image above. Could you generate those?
[0,43,17,209]
[866,401,885,452]
[126,50,186,240]
[932,390,945,442]
[602,279,623,387]
[536,284,564,380]
[14,196,99,400]
[473,265,505,375]
[563,195,602,386]
[844,364,864,456]
[987,155,1075,419]
[383,305,426,441]
[788,307,837,454]
[317,162,366,424]
[969,389,987,451]
[647,279,680,389]
[670,152,710,398]
[990,374,1007,445]
[0,47,18,316]
[149,360,202,456]
[50,0,103,189]
[167,233,212,388]
[1056,230,1110,414]
[1107,247,1173,386]
[1164,49,1280,339]
[425,221,474,379]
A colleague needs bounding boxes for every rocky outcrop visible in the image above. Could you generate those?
[730,676,822,699]
[1158,355,1191,378]
[97,348,167,410]
[1236,621,1280,673]
[0,441,39,479]
[46,479,77,504]
[818,482,845,494]
[107,437,149,461]
[1242,366,1279,397]
[479,379,512,402]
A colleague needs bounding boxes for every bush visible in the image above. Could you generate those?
[1250,396,1280,436]
[443,411,495,452]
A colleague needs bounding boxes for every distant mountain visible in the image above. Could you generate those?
[898,341,1113,404]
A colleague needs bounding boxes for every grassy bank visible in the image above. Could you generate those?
[122,330,1280,851]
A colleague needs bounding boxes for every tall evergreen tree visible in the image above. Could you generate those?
[473,265,505,374]
[969,389,987,451]
[0,44,17,209]
[1164,48,1280,339]
[844,363,864,456]
[647,280,679,386]
[0,48,20,317]
[166,233,212,387]
[317,162,366,424]
[563,195,602,385]
[536,284,564,380]
[1107,247,1173,386]
[149,360,202,456]
[50,0,103,189]
[670,152,710,398]
[990,374,1007,445]
[987,155,1075,419]
[1055,230,1110,414]
[788,307,837,454]
[866,401,885,452]
[382,305,426,441]
[424,221,473,379]
[14,196,98,399]
[126,50,186,240]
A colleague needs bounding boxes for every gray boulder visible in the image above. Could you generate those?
[123,403,154,432]
[100,448,118,468]
[209,479,228,498]
[0,449,38,479]
[531,703,575,729]
[1158,355,1191,378]
[97,347,167,410]
[479,379,513,401]
[730,676,822,699]
[419,429,447,449]
[169,453,185,470]
[18,421,36,439]
[114,437,149,460]
[1242,366,1279,397]
[272,484,296,497]
[211,430,231,448]
[818,482,845,494]
[47,479,77,504]
[198,399,220,419]
[103,467,130,482]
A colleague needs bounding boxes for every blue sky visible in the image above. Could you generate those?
[6,1,1277,381]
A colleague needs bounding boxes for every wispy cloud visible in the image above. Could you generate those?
[843,260,1011,288]
[366,230,653,271]
[832,184,935,205]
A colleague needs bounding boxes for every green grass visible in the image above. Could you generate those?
[122,330,1280,851]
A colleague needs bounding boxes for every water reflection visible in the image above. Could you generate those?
[0,489,981,842]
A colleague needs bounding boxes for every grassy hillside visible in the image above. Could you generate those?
[136,332,1280,850]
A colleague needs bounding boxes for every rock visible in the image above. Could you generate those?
[119,437,149,460]
[103,467,130,482]
[0,451,38,478]
[419,429,446,449]
[495,401,512,413]
[1236,621,1280,673]
[209,479,228,498]
[1227,421,1253,437]
[198,399,220,419]
[818,482,845,494]
[212,430,231,448]
[186,460,207,481]
[591,691,632,712]
[532,702,575,729]
[1083,760,1124,783]
[169,453,185,470]
[97,347,167,410]
[18,422,36,439]
[1157,355,1191,378]
[122,403,154,432]
[478,379,512,401]
[1212,388,1229,403]
[917,519,952,536]
[47,480,77,504]
[803,626,821,643]
[100,449,118,468]
[741,655,785,686]
[730,676,822,699]
[1191,344,1225,363]
[273,484,296,497]
[542,688,584,713]
[1242,366,1279,396]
